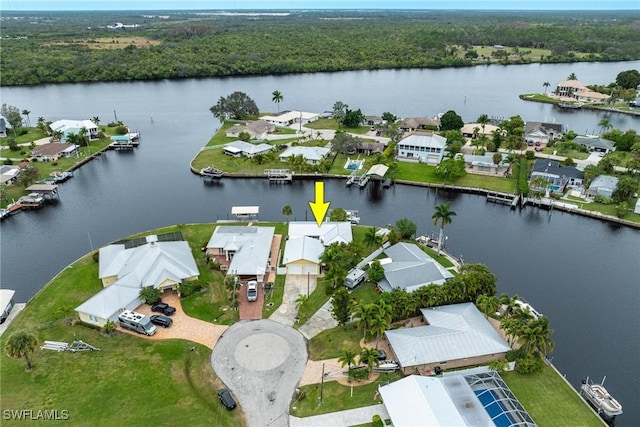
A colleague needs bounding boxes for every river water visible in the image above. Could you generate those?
[1,62,639,424]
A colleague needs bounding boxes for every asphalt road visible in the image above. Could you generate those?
[212,319,308,427]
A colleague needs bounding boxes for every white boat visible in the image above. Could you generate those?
[200,166,223,179]
[580,377,623,419]
[373,360,399,372]
[345,210,360,224]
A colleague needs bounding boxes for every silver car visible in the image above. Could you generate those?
[247,280,258,302]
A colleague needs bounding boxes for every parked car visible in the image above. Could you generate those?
[151,302,176,316]
[247,280,258,302]
[217,389,236,410]
[150,314,173,328]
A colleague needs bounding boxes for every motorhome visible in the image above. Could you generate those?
[344,268,366,289]
[118,310,157,336]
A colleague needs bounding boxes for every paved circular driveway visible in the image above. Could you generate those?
[212,319,307,427]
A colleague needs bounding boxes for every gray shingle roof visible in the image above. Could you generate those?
[378,242,453,292]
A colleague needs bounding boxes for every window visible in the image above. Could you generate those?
[89,314,98,322]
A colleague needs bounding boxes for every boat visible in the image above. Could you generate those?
[17,193,45,209]
[200,166,223,179]
[345,210,360,224]
[373,360,399,373]
[50,171,73,183]
[580,376,623,420]
[556,102,583,110]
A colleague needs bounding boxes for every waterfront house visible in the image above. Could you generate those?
[225,119,275,140]
[529,159,584,193]
[75,235,199,327]
[288,221,353,247]
[385,302,511,375]
[586,175,619,199]
[0,165,21,185]
[31,143,79,162]
[261,110,319,127]
[377,242,453,293]
[205,225,275,282]
[379,372,535,427]
[460,122,500,139]
[573,136,615,153]
[462,153,509,176]
[282,236,325,275]
[49,119,98,142]
[279,146,330,165]
[555,80,610,104]
[400,117,440,133]
[524,121,564,145]
[397,133,447,165]
[362,115,384,126]
[223,140,274,158]
[356,141,385,155]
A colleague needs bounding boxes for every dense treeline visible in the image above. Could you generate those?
[1,10,639,86]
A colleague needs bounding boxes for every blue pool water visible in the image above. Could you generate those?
[475,389,516,427]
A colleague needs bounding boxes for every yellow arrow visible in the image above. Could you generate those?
[309,181,330,227]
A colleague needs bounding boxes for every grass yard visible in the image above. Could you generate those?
[304,118,370,135]
[45,36,162,50]
[290,372,402,418]
[0,248,245,426]
[262,274,286,318]
[307,322,363,360]
[502,365,602,427]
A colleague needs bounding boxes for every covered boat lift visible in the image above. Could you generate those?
[231,206,259,221]
[26,183,59,199]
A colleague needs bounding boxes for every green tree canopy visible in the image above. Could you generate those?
[210,91,259,120]
[612,176,639,203]
[615,69,640,89]
[367,260,385,283]
[343,108,365,128]
[439,110,464,131]
[331,132,360,155]
[5,331,38,371]
[330,287,352,326]
[0,104,23,134]
[434,157,466,182]
[395,218,417,239]
[329,207,348,221]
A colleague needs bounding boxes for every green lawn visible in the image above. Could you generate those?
[304,118,370,135]
[307,322,363,360]
[502,365,603,427]
[0,249,245,426]
[290,373,402,418]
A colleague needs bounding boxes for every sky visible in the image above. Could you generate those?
[1,0,638,11]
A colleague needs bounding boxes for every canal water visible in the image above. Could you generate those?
[2,61,639,424]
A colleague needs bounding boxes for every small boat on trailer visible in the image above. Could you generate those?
[200,166,223,179]
[580,376,623,421]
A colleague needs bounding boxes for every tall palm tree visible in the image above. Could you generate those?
[519,317,554,358]
[281,205,292,222]
[359,347,380,375]
[79,126,89,146]
[363,226,382,247]
[5,331,38,371]
[597,117,612,134]
[432,203,456,255]
[91,116,100,126]
[338,348,357,370]
[476,294,500,319]
[477,114,489,136]
[353,302,377,340]
[542,82,550,94]
[21,109,31,127]
[272,90,283,112]
[369,313,390,349]
[567,72,577,80]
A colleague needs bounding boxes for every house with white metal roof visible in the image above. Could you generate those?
[261,110,319,127]
[586,175,619,199]
[0,165,21,185]
[377,242,453,293]
[76,235,199,327]
[206,226,275,281]
[385,302,511,374]
[223,140,274,158]
[50,119,98,142]
[279,146,330,165]
[397,133,447,165]
[288,221,353,246]
[282,236,325,275]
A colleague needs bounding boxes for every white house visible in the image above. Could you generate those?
[206,225,275,282]
[50,119,99,142]
[75,235,199,327]
[397,133,447,164]
[0,165,21,185]
[282,236,325,275]
[225,119,275,140]
[261,110,319,127]
[555,80,610,104]
[586,175,619,199]
[279,146,330,165]
[288,221,353,246]
[223,140,274,158]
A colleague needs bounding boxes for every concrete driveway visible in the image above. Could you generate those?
[212,319,307,427]
[269,274,317,327]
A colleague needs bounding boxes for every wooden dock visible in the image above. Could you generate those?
[486,192,514,205]
[264,169,292,183]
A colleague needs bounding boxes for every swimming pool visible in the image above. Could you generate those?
[344,158,364,170]
[475,389,516,427]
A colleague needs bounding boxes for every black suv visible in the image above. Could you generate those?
[150,314,173,328]
[151,302,176,316]
[217,389,236,410]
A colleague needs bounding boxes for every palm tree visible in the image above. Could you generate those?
[353,302,377,340]
[529,176,549,201]
[272,90,283,112]
[519,317,554,358]
[476,294,500,319]
[5,331,38,371]
[359,347,380,375]
[432,203,456,256]
[91,116,100,126]
[363,227,382,247]
[542,82,550,94]
[79,126,89,146]
[295,294,308,319]
[338,348,357,370]
[567,72,577,80]
[477,114,489,136]
[282,205,292,222]
[369,313,390,349]
[597,117,612,134]
[21,109,31,127]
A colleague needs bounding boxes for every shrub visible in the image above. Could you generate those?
[349,366,369,381]
[139,287,162,304]
[8,139,19,151]
[115,125,128,135]
[3,158,13,165]
[506,347,527,362]
[19,128,28,136]
[178,281,204,298]
[20,150,26,155]
[525,150,536,160]
[515,355,544,374]
[372,414,384,427]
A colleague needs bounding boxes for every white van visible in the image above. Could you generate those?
[118,310,157,336]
